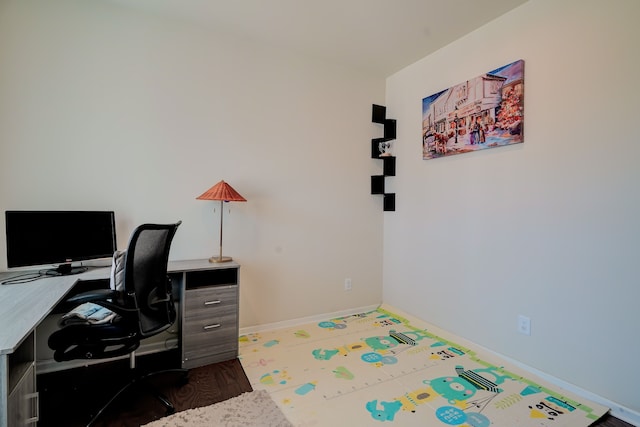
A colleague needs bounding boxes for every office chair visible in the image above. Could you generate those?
[48,221,186,426]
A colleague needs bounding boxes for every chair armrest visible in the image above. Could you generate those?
[67,288,119,305]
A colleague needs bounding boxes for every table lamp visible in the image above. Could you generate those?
[196,180,246,263]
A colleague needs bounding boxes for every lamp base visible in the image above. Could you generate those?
[209,256,233,263]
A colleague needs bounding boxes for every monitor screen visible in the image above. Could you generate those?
[5,210,116,273]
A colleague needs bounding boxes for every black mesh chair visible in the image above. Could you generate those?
[48,221,186,425]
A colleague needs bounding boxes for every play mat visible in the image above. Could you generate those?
[239,305,608,426]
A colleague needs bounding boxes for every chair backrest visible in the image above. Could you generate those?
[122,221,181,337]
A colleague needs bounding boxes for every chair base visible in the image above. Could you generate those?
[87,367,189,427]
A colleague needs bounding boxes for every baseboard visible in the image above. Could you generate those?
[376,304,640,425]
[239,303,639,426]
[382,304,640,426]
[493,352,640,426]
[239,304,380,336]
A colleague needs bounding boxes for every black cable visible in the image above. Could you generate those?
[0,272,46,285]
[1,263,96,285]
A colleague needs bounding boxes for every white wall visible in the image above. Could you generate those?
[384,0,640,416]
[0,0,384,327]
[4,0,638,417]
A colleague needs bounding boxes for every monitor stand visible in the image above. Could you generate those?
[47,263,88,276]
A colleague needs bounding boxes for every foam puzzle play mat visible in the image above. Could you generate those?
[239,305,608,426]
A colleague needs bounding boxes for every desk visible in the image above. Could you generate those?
[0,259,239,427]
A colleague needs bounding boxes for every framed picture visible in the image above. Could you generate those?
[422,59,524,160]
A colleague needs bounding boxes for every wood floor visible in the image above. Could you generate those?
[38,350,252,427]
[37,350,633,427]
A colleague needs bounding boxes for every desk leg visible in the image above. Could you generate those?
[0,354,8,427]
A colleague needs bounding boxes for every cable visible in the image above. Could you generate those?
[1,263,95,285]
[0,272,46,285]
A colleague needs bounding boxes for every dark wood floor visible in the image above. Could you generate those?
[38,350,252,426]
[38,350,634,426]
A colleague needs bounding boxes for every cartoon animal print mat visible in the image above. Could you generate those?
[239,304,607,426]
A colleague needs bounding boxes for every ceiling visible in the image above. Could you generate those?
[106,0,528,77]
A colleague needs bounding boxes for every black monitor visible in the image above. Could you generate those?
[5,210,117,275]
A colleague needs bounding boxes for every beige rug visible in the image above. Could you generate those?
[142,390,293,427]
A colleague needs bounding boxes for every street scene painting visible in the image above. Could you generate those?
[422,59,524,160]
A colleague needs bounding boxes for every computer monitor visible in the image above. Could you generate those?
[5,210,117,275]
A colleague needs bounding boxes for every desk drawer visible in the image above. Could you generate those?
[184,286,237,321]
[182,316,237,364]
[182,285,238,368]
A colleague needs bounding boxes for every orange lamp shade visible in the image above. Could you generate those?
[196,180,246,202]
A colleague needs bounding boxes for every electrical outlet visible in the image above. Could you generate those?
[517,315,531,335]
[344,278,352,291]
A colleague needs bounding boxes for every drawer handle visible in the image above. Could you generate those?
[203,323,221,330]
[25,392,39,424]
[204,300,221,305]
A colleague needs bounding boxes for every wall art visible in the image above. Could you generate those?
[422,59,524,160]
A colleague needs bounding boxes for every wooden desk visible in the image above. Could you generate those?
[0,259,239,427]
